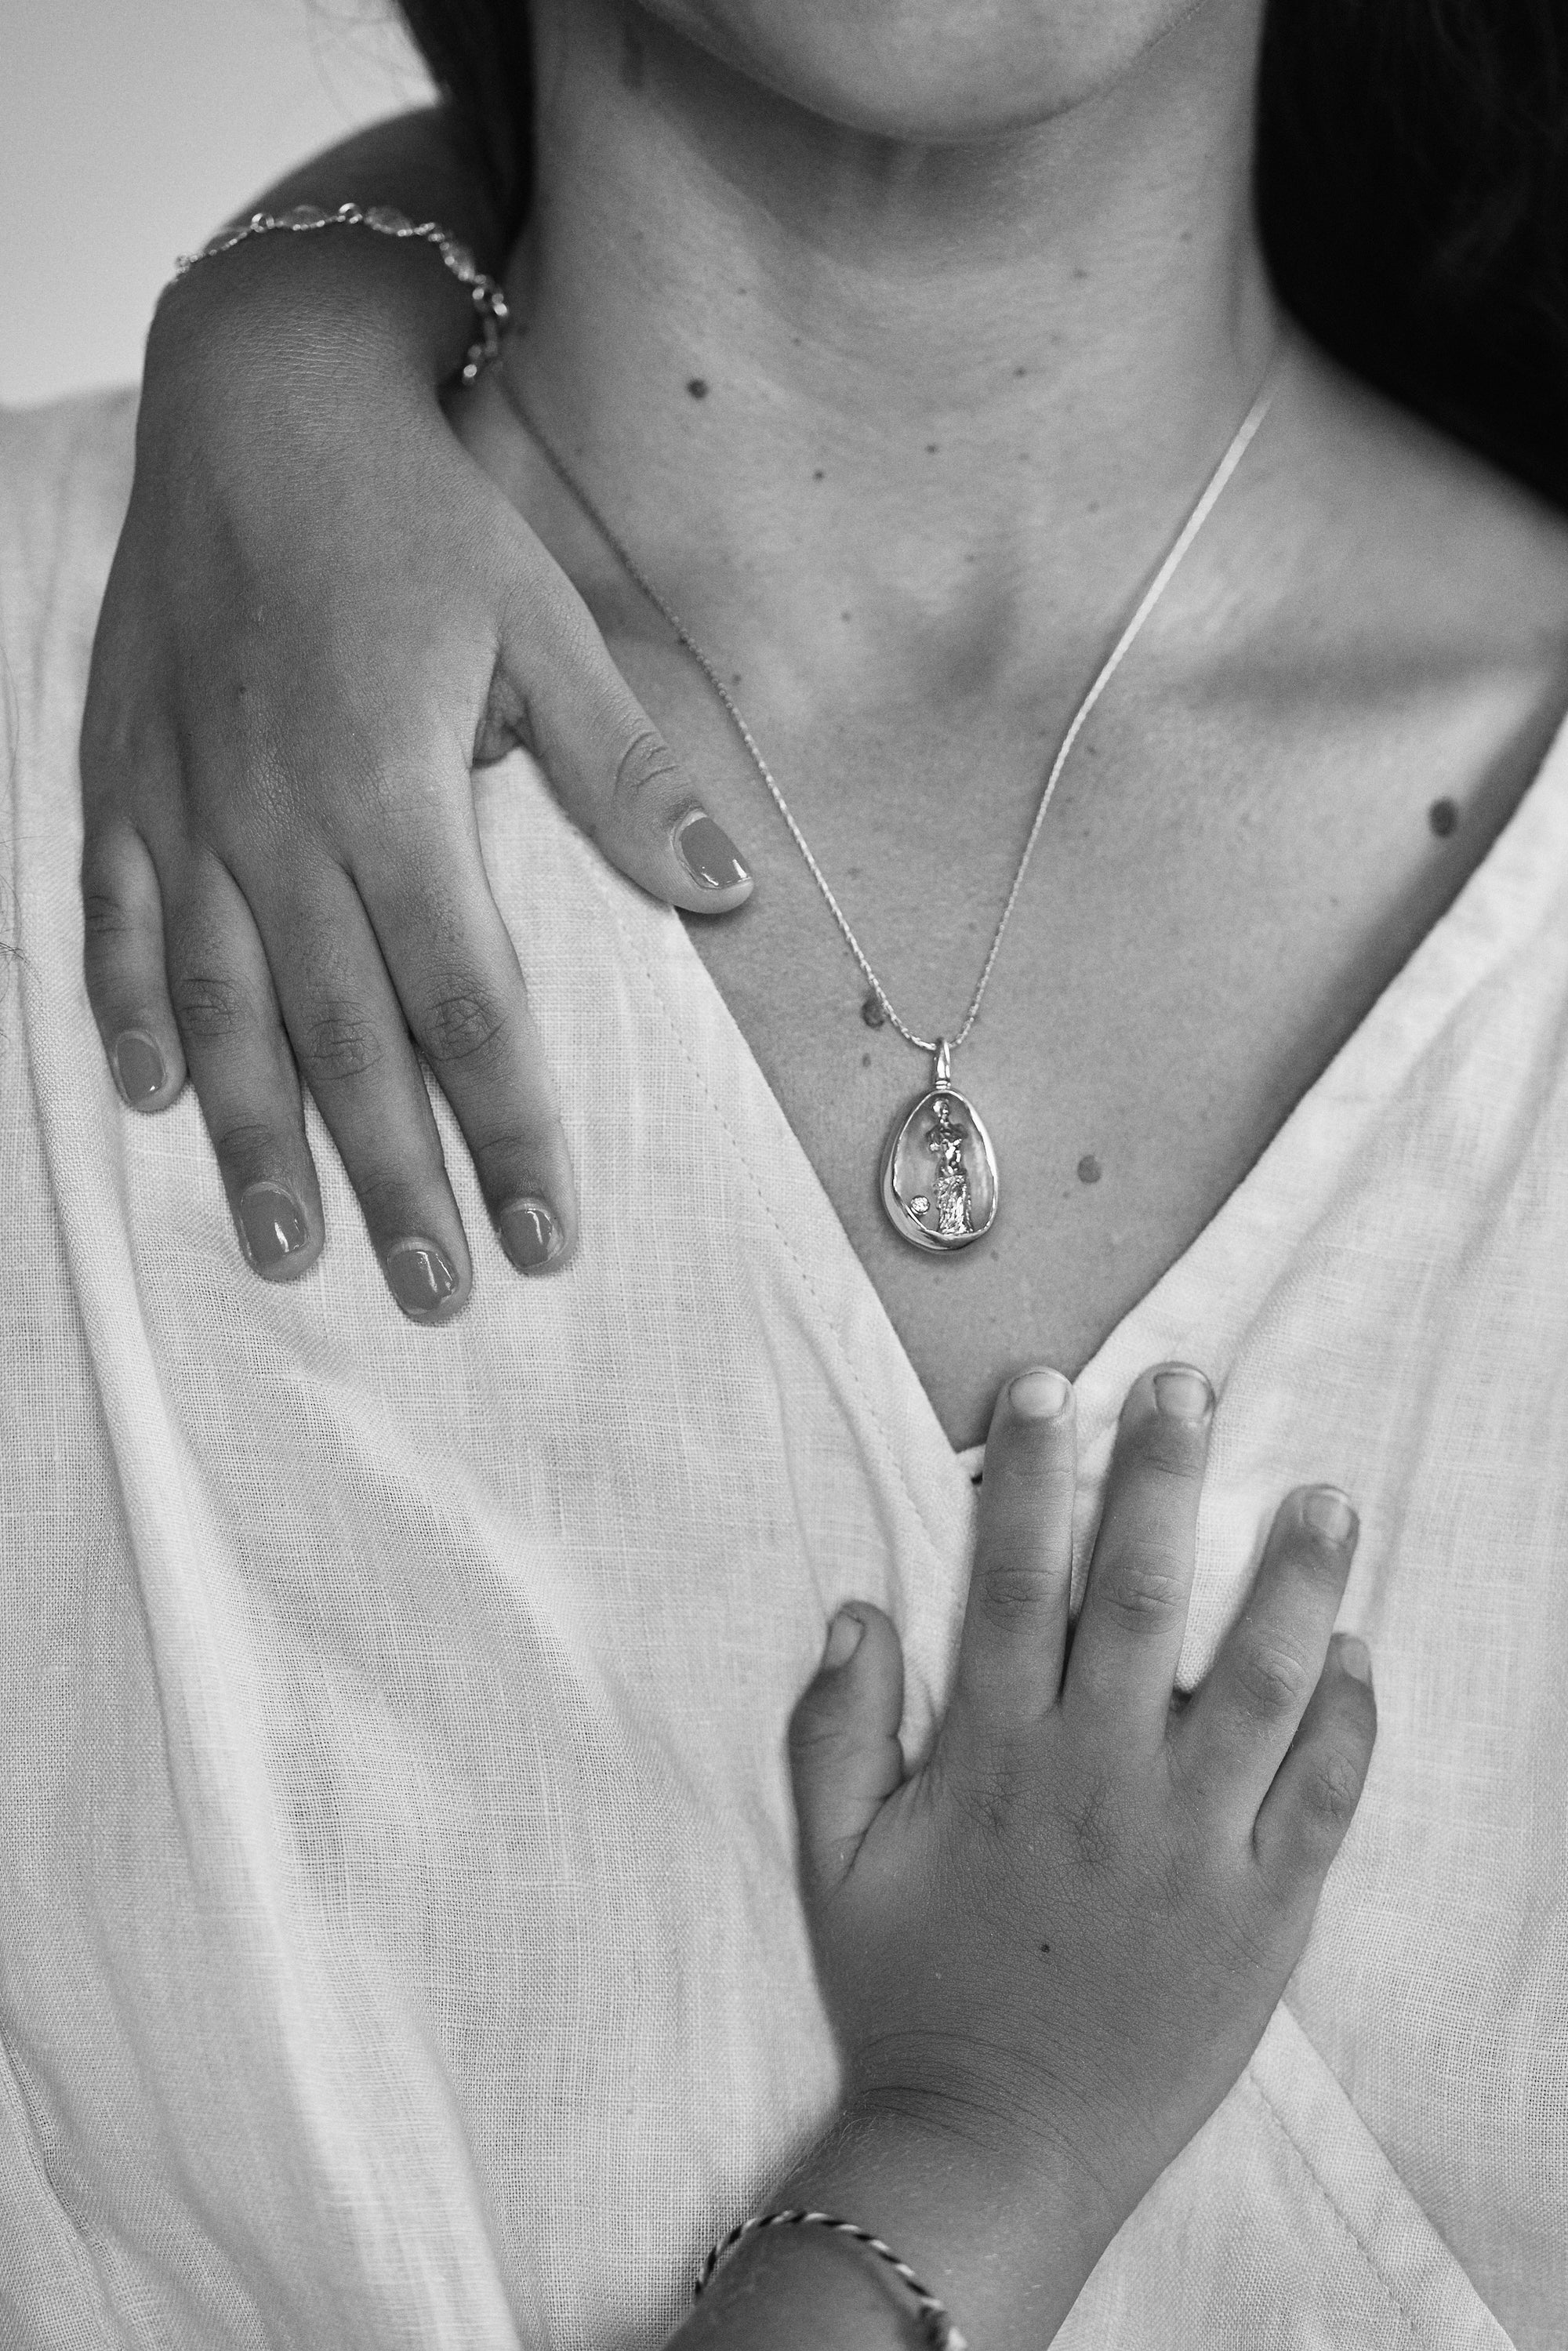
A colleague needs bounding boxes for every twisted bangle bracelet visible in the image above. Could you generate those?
[694,2208,967,2349]
[171,201,510,384]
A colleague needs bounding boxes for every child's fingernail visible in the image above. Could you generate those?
[1009,1366,1073,1420]
[112,1029,166,1105]
[1152,1366,1212,1423]
[673,809,750,891]
[824,1608,865,1669]
[386,1238,458,1319]
[1338,1634,1372,1684]
[498,1195,564,1272]
[1303,1486,1356,1543]
[237,1181,310,1269]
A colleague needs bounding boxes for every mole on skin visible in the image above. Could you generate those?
[1428,797,1459,838]
[1077,1154,1102,1185]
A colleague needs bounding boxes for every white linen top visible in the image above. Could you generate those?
[2,394,1564,2351]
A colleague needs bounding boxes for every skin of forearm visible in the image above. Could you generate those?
[150,105,510,385]
[668,2102,1118,2350]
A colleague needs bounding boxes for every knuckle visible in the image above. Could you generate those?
[787,1691,850,1762]
[417,986,507,1068]
[1232,1639,1312,1718]
[1300,1743,1364,1832]
[1134,1418,1207,1482]
[81,888,136,946]
[949,1760,1015,1844]
[297,1006,383,1086]
[989,1449,1073,1505]
[1067,1780,1121,1872]
[209,1117,281,1181]
[979,1562,1055,1627]
[609,727,681,821]
[350,1167,430,1235]
[1098,1543,1186,1631]
[468,1130,548,1202]
[171,969,249,1043]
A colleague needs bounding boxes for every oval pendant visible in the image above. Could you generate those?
[880,1076,998,1254]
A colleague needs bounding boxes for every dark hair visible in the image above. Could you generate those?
[1258,1,1568,507]
[403,0,1568,509]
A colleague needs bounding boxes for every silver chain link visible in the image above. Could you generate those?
[503,359,1279,1059]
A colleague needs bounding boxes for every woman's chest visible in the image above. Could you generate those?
[681,672,1555,1444]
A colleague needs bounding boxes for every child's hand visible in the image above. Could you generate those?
[768,1362,1374,2345]
[80,241,751,1319]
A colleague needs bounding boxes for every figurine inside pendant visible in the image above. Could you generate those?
[880,1040,1000,1253]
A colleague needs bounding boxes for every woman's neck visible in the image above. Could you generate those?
[501,0,1278,708]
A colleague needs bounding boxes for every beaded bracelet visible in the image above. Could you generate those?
[694,2208,967,2349]
[171,202,510,384]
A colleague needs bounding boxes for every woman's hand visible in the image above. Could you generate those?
[80,211,751,1320]
[680,1362,1375,2347]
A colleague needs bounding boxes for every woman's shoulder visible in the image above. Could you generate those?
[1285,346,1568,684]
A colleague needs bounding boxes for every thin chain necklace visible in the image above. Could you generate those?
[501,357,1279,1254]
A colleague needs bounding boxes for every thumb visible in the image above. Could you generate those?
[789,1605,906,1903]
[485,556,754,915]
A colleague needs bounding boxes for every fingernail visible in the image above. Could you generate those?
[1303,1486,1356,1544]
[497,1195,564,1272]
[112,1029,165,1105]
[1009,1366,1073,1420]
[1338,1634,1372,1684]
[824,1608,865,1669]
[1152,1367,1212,1424]
[673,810,750,891]
[237,1181,310,1269]
[386,1238,458,1318]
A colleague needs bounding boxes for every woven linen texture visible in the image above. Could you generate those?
[1,395,1562,2349]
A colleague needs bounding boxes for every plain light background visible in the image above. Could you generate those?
[1,0,433,408]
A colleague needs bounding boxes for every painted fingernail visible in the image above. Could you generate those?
[673,810,750,891]
[385,1238,458,1318]
[824,1608,865,1668]
[1009,1366,1073,1420]
[1304,1486,1356,1543]
[1152,1367,1212,1423]
[112,1029,165,1105]
[497,1195,564,1272]
[1338,1634,1372,1684]
[237,1181,310,1269]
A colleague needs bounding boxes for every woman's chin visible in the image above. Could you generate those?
[634,0,1216,143]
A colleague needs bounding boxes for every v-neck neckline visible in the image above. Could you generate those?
[595,713,1568,1495]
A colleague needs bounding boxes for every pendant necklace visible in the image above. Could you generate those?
[502,360,1279,1254]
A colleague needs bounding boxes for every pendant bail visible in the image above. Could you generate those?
[934,1037,953,1090]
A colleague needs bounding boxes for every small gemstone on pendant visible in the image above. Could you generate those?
[860,992,886,1028]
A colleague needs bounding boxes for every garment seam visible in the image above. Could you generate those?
[1241,2068,1430,2342]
